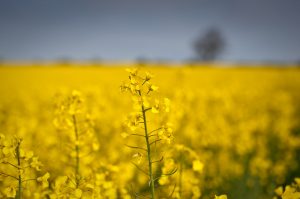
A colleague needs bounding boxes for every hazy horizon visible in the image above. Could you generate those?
[1,0,300,63]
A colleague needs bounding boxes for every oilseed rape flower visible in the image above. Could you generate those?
[121,68,175,198]
[0,135,49,198]
[192,160,204,173]
[4,186,16,198]
[275,178,300,199]
[0,65,299,198]
[159,144,204,198]
[215,194,228,199]
[37,172,50,189]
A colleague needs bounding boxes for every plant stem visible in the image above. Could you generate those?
[141,103,155,199]
[72,114,80,188]
[15,141,22,199]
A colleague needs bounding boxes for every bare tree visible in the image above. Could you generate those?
[194,28,225,61]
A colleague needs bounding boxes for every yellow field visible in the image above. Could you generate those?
[0,64,300,199]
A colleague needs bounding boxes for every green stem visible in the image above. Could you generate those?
[15,141,22,199]
[141,103,155,199]
[72,114,80,188]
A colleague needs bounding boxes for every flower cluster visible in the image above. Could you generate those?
[0,65,299,198]
[274,178,300,199]
[158,144,204,198]
[0,135,49,198]
[121,68,174,198]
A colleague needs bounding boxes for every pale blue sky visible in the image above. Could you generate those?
[0,0,300,62]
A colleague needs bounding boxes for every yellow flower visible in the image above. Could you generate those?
[74,189,82,198]
[282,185,300,199]
[92,142,100,151]
[151,98,170,113]
[152,99,160,113]
[121,132,129,138]
[0,133,5,142]
[126,68,138,76]
[53,176,68,191]
[215,194,228,199]
[120,82,130,92]
[192,186,201,198]
[193,160,204,173]
[146,83,159,93]
[30,157,43,171]
[127,112,142,131]
[145,72,153,81]
[68,90,84,115]
[72,90,82,97]
[85,183,94,190]
[2,140,14,156]
[164,98,170,112]
[158,176,169,185]
[2,146,13,156]
[37,172,50,189]
[275,186,283,196]
[24,151,34,160]
[132,152,143,164]
[4,186,16,198]
[158,123,174,144]
[129,76,138,86]
[161,158,176,175]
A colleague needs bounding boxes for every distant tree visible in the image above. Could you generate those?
[90,56,103,65]
[56,56,72,66]
[194,28,225,61]
[135,56,149,67]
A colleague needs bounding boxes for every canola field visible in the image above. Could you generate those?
[0,64,300,199]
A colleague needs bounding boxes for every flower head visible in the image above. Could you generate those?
[37,172,50,189]
[215,194,228,199]
[4,186,16,198]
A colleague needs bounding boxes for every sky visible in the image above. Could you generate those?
[0,0,300,62]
